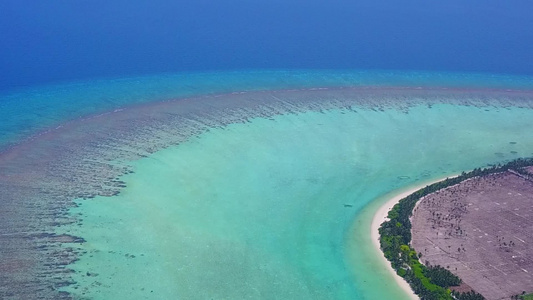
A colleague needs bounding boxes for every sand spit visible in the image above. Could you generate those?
[1,86,533,298]
[411,170,533,299]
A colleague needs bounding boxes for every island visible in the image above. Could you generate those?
[379,158,533,300]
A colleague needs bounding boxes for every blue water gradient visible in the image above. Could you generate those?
[2,70,533,151]
[2,0,533,90]
[2,2,533,299]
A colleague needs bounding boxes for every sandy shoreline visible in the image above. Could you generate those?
[370,178,450,300]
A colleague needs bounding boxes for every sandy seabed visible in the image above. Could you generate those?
[3,86,533,299]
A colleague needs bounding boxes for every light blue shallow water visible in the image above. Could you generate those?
[2,70,533,299]
[2,70,533,150]
[58,103,533,299]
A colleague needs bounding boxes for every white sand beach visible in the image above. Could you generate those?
[370,179,450,300]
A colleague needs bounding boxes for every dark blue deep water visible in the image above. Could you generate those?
[2,2,533,299]
[2,0,533,91]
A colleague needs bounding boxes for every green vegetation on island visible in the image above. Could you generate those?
[512,292,533,300]
[379,158,533,300]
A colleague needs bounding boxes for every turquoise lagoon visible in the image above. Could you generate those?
[2,71,533,299]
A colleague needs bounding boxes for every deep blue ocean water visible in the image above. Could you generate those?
[2,0,533,91]
[2,2,533,299]
[2,1,533,147]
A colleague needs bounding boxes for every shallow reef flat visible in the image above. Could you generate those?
[1,86,533,299]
